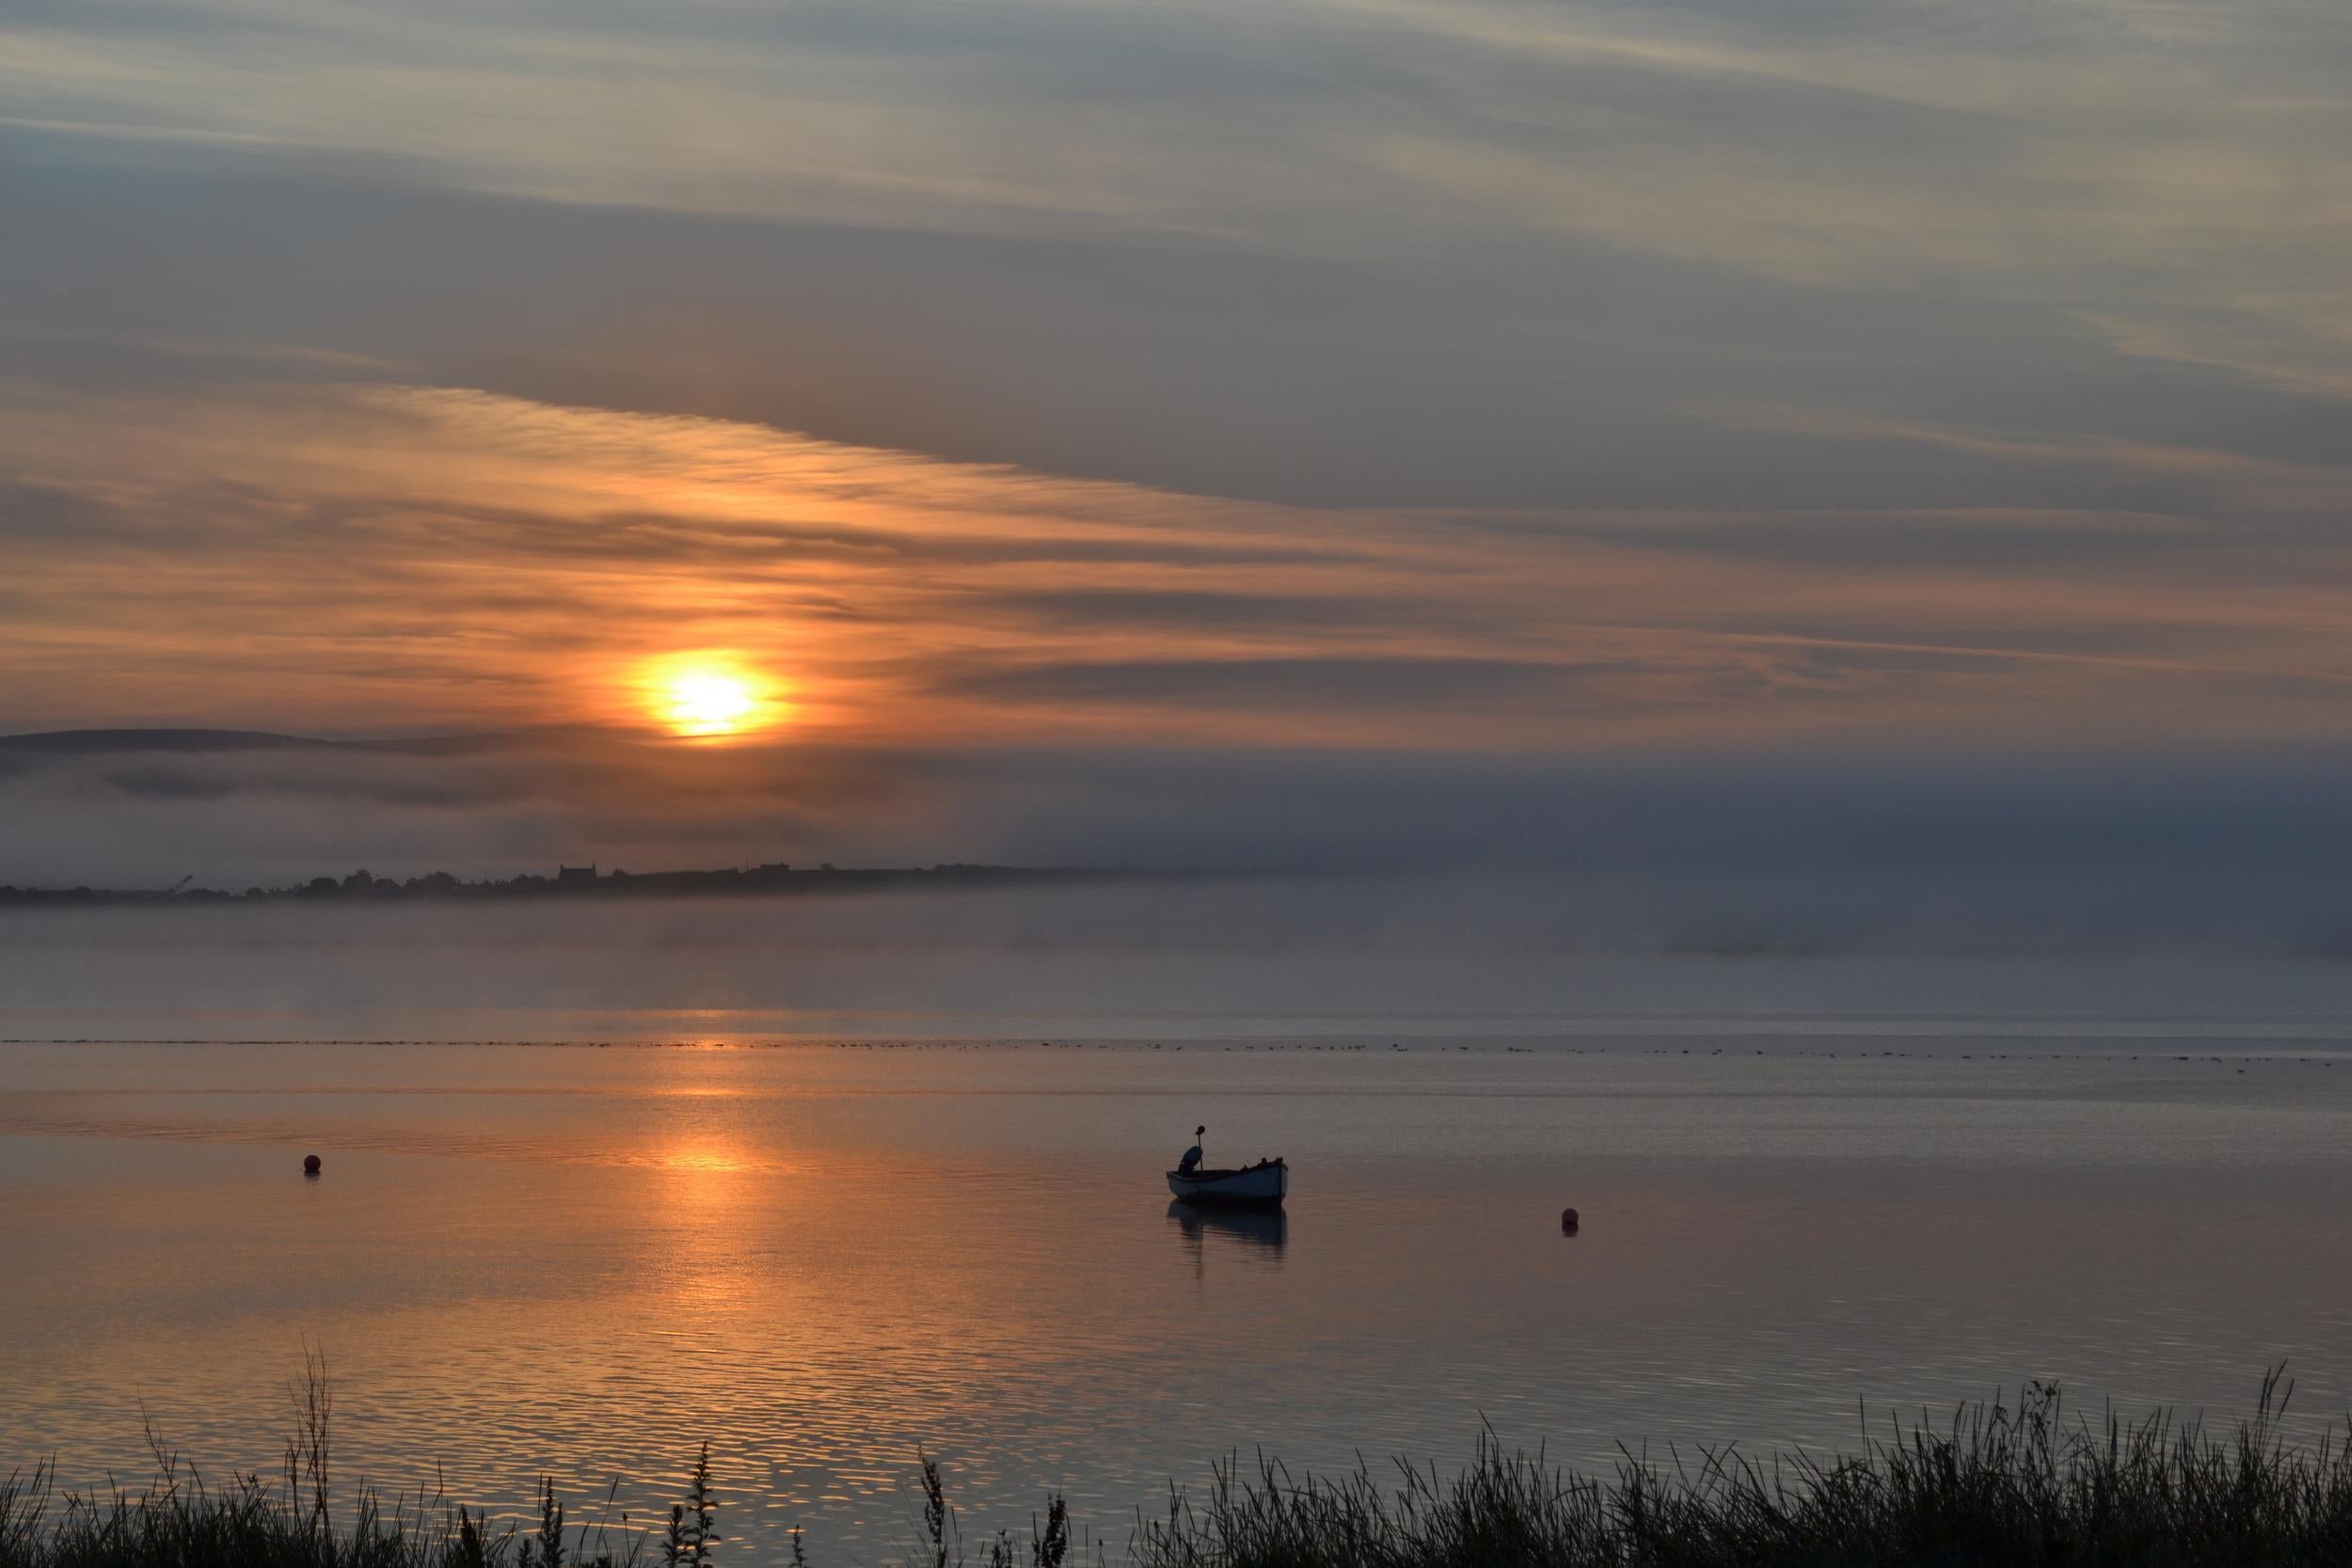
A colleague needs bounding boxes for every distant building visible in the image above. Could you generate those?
[557,863,597,881]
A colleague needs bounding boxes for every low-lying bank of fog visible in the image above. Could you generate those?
[8,734,2352,1037]
[6,876,2352,1042]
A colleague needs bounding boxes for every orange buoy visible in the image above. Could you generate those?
[303,1154,322,1176]
[1561,1207,1579,1230]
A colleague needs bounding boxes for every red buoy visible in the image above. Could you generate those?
[1561,1207,1579,1230]
[303,1154,322,1176]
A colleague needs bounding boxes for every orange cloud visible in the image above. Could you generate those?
[5,378,2351,749]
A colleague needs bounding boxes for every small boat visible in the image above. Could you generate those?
[1167,1156,1287,1209]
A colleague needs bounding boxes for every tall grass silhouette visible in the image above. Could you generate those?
[6,1368,2352,1564]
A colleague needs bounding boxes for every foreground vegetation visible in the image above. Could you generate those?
[6,1370,2351,1565]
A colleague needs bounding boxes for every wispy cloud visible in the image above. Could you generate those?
[11,0,2352,941]
[6,378,2352,751]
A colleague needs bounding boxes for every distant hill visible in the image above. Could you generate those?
[0,727,657,756]
[0,860,1206,907]
[0,728,344,754]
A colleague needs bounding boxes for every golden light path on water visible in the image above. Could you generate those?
[8,1023,2352,1560]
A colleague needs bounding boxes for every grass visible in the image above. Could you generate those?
[6,1368,2352,1565]
[1127,1369,2352,1567]
[0,1352,644,1568]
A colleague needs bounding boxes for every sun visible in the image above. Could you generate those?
[643,659,777,738]
[666,671,756,735]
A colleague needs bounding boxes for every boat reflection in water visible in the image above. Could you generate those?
[1168,1197,1288,1270]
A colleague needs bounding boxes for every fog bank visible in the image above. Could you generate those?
[8,875,2352,1047]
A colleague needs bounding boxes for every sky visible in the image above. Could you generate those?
[4,0,2351,894]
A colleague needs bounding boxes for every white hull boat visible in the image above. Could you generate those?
[1167,1157,1287,1209]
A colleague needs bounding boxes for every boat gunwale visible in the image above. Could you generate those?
[1167,1157,1288,1209]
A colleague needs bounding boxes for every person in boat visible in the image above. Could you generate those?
[1179,1125,1205,1174]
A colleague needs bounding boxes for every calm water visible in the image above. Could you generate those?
[7,900,2352,1560]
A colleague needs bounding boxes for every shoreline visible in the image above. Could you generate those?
[0,864,1224,910]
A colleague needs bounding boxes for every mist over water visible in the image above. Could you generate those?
[7,884,2352,1558]
[11,0,2352,1553]
[10,880,2352,1044]
[11,736,2352,960]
